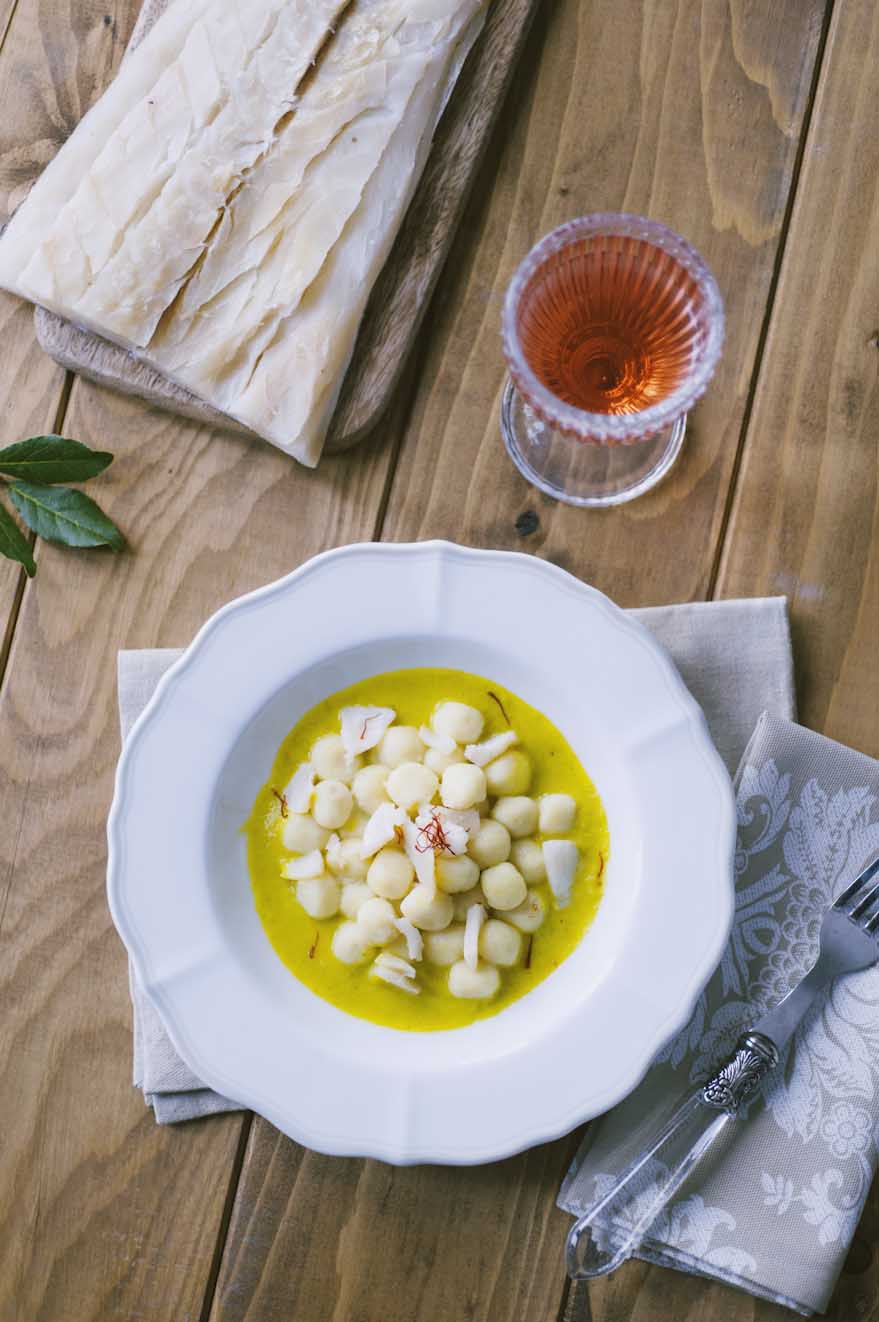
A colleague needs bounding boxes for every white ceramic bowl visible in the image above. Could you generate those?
[108,541,735,1164]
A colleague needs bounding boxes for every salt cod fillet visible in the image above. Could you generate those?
[0,0,486,466]
[230,3,487,465]
[151,0,455,404]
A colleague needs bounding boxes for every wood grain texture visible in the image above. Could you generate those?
[716,0,879,756]
[33,0,539,455]
[208,4,832,1322]
[0,0,100,665]
[210,1128,581,1322]
[381,0,827,607]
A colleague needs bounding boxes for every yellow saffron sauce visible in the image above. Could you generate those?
[245,668,609,1031]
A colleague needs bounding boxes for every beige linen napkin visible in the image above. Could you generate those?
[116,597,795,1122]
[559,715,879,1315]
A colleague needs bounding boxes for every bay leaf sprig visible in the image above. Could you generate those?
[0,435,124,577]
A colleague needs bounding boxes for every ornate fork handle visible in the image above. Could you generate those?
[565,1031,779,1280]
[700,1031,778,1111]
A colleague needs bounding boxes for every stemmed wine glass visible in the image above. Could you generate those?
[500,214,724,507]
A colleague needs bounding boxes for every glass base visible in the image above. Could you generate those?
[500,378,686,507]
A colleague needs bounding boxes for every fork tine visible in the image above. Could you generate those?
[835,856,879,912]
[851,879,879,921]
[866,905,879,934]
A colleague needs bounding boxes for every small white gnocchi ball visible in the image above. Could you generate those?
[422,925,466,965]
[448,958,500,999]
[492,795,538,839]
[352,764,391,815]
[376,725,425,769]
[400,885,454,931]
[433,701,484,744]
[281,814,329,854]
[332,920,371,964]
[480,861,527,911]
[451,886,485,921]
[340,881,373,919]
[485,750,531,797]
[296,875,340,919]
[468,819,512,868]
[539,793,577,834]
[356,896,398,946]
[441,762,487,811]
[367,846,415,900]
[479,918,522,966]
[424,745,466,775]
[506,888,546,933]
[386,761,439,811]
[510,838,547,883]
[310,734,362,784]
[436,854,480,894]
[327,837,369,881]
[312,780,354,830]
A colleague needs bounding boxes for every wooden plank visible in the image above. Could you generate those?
[714,8,879,1318]
[381,0,828,607]
[32,0,540,455]
[209,3,831,1321]
[715,0,879,755]
[0,0,97,664]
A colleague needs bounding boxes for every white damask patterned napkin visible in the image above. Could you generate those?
[116,596,794,1123]
[559,715,879,1315]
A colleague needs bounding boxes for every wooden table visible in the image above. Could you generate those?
[1,2,876,1318]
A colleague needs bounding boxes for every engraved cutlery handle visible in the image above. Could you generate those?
[565,1033,778,1279]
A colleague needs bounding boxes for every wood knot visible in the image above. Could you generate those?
[515,509,539,537]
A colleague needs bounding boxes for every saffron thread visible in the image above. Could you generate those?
[308,931,319,959]
[415,811,452,855]
[271,788,289,818]
[359,713,381,741]
[487,690,510,725]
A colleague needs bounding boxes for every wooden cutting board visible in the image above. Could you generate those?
[34,0,538,454]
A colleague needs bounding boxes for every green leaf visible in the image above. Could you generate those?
[0,498,36,576]
[9,482,125,550]
[0,435,113,483]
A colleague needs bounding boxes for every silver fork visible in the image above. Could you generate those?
[566,855,879,1279]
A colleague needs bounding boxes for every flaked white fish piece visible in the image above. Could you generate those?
[359,802,408,859]
[284,761,316,813]
[375,952,416,978]
[340,705,396,757]
[543,839,579,908]
[282,849,325,881]
[464,730,518,767]
[414,805,478,855]
[464,902,485,970]
[394,916,424,962]
[372,956,420,993]
[438,807,481,837]
[418,725,456,754]
[325,832,343,871]
[403,819,437,897]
